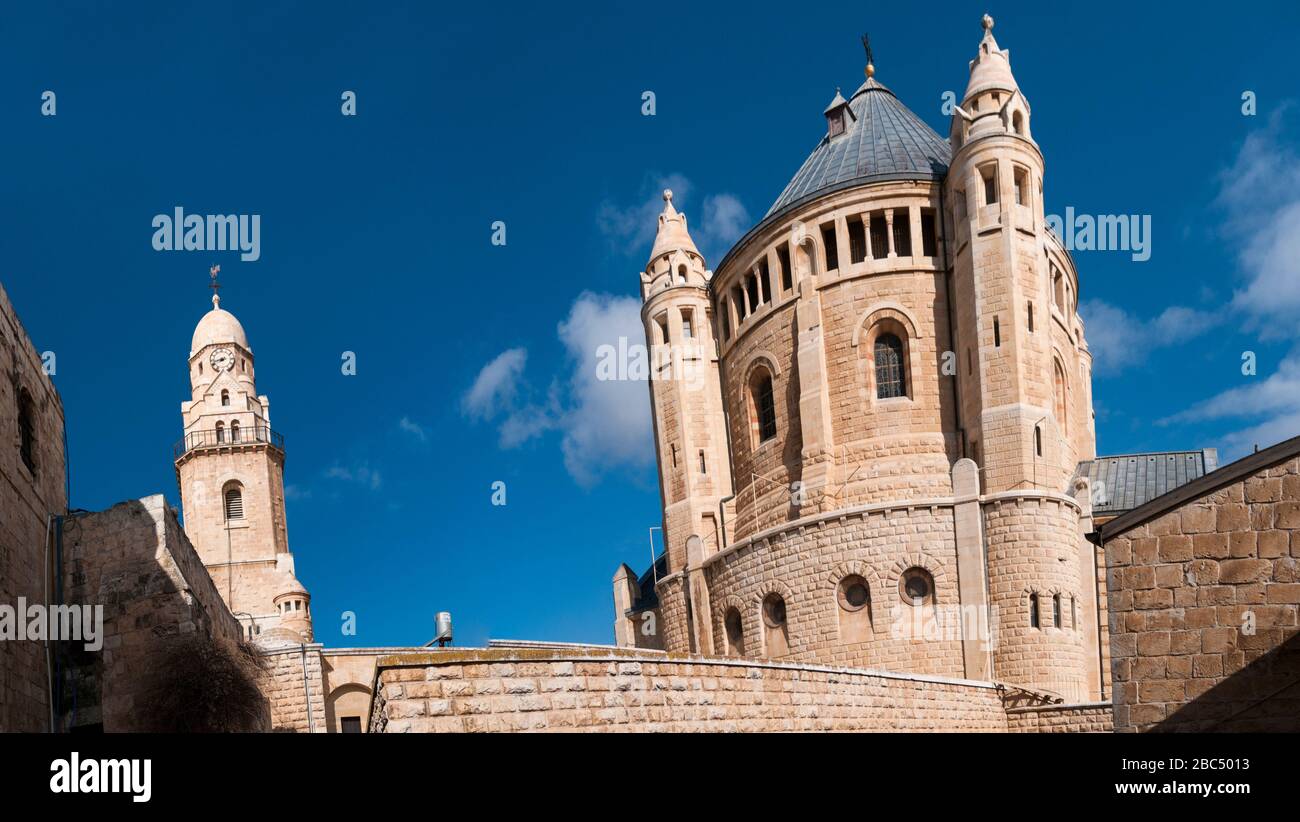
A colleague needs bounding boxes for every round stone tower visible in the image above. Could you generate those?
[621,17,1101,703]
[945,15,1094,700]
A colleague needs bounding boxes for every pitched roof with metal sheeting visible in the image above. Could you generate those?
[1075,450,1219,518]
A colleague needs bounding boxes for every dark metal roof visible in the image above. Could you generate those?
[764,78,951,219]
[628,553,667,614]
[1076,449,1219,518]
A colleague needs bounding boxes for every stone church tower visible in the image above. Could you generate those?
[174,281,312,642]
[616,16,1104,704]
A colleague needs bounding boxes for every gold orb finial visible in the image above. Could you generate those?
[865,62,875,78]
[982,13,994,31]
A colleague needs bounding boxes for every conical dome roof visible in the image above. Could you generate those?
[766,77,951,218]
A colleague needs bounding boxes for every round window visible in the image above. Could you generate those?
[899,567,935,605]
[762,594,787,628]
[837,575,870,611]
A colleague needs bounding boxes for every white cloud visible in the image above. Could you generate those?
[462,292,654,486]
[597,173,750,265]
[398,416,427,442]
[555,292,654,485]
[1080,299,1221,375]
[1217,105,1300,334]
[324,463,382,491]
[284,484,311,501]
[1161,349,1300,459]
[461,348,527,419]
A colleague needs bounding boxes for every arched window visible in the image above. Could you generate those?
[874,333,906,399]
[837,575,872,644]
[762,593,789,658]
[750,370,777,444]
[676,265,687,285]
[215,422,225,444]
[17,389,36,474]
[224,485,244,521]
[724,608,745,657]
[1053,593,1062,628]
[1029,593,1040,628]
[221,389,230,407]
[1012,110,1024,135]
[230,420,241,442]
[1053,360,1068,428]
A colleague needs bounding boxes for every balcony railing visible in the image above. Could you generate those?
[173,425,284,460]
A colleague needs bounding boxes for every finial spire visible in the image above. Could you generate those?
[209,264,221,309]
[982,13,994,31]
[861,33,875,78]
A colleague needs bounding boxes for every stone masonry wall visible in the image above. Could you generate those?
[1105,453,1300,732]
[368,647,1010,733]
[61,495,247,731]
[260,641,328,732]
[0,281,67,732]
[1005,702,1113,733]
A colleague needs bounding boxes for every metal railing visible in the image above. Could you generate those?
[173,425,283,460]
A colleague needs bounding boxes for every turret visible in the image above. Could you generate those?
[635,191,734,649]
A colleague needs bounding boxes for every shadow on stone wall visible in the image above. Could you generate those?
[61,497,271,731]
[1153,632,1300,733]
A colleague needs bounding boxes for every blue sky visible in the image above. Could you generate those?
[2,1,1298,647]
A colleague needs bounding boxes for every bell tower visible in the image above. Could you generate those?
[173,268,312,642]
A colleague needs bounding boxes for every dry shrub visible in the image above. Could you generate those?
[138,633,269,732]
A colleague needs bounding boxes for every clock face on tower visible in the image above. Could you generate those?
[210,347,235,372]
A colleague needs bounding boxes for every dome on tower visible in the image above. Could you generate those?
[765,76,951,219]
[191,294,249,354]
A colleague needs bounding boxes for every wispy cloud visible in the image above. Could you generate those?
[1080,299,1221,375]
[284,484,311,501]
[461,348,527,420]
[597,173,750,264]
[1162,348,1300,459]
[398,416,427,442]
[1217,104,1300,334]
[462,292,653,486]
[324,462,382,491]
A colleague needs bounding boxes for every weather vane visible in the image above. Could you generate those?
[209,264,221,303]
[861,33,875,77]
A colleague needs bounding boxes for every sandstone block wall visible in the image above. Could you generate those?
[368,647,1010,733]
[702,505,966,676]
[1105,451,1300,732]
[1005,702,1113,733]
[0,282,66,732]
[260,642,327,732]
[61,495,246,731]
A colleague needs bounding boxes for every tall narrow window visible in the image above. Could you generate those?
[847,215,867,264]
[758,258,772,303]
[698,450,706,474]
[981,164,998,206]
[1053,594,1062,628]
[745,273,760,312]
[1012,110,1024,136]
[1071,596,1078,630]
[221,389,230,407]
[724,608,745,657]
[231,420,241,442]
[752,371,777,444]
[1054,360,1068,428]
[1029,593,1040,628]
[874,334,906,399]
[733,286,746,320]
[869,212,889,259]
[215,422,225,444]
[1013,166,1029,206]
[892,209,912,256]
[720,303,731,341]
[676,265,687,285]
[993,316,1001,347]
[224,486,244,520]
[1034,425,1043,457]
[920,209,938,256]
[680,309,694,340]
[820,224,839,271]
[1027,301,1034,332]
[17,390,36,474]
[777,243,793,292]
[655,313,670,345]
